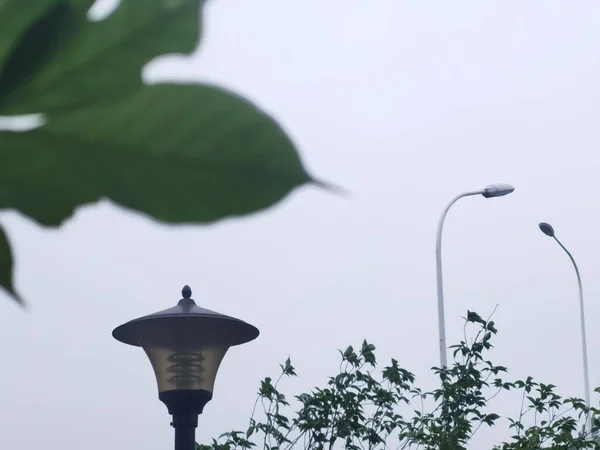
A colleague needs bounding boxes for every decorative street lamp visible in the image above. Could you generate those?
[113,285,260,450]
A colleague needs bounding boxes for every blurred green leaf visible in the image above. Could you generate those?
[0,0,204,115]
[0,1,86,102]
[0,222,21,304]
[0,0,315,306]
[0,1,59,71]
[0,83,310,226]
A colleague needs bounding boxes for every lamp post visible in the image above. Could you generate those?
[113,285,259,450]
[436,183,515,368]
[538,222,591,433]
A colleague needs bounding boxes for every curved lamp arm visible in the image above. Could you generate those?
[435,190,485,368]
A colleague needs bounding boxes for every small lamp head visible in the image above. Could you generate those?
[538,222,555,237]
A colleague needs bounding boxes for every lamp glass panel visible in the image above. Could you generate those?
[142,344,229,393]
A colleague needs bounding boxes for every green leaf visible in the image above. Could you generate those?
[0,0,60,71]
[0,83,311,226]
[484,413,500,425]
[0,0,204,114]
[0,1,85,102]
[343,346,355,359]
[259,377,274,398]
[466,310,484,324]
[0,221,22,304]
[279,357,297,377]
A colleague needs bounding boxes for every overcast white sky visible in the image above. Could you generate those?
[2,0,600,448]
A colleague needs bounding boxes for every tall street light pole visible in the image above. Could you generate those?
[538,222,591,434]
[436,184,515,368]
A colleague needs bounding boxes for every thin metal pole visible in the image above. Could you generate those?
[553,236,592,434]
[172,413,198,450]
[436,190,484,368]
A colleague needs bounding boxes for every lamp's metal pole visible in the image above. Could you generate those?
[436,190,484,368]
[552,236,592,434]
[161,390,211,450]
[173,413,198,450]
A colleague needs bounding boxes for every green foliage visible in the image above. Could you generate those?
[0,0,314,304]
[198,313,600,450]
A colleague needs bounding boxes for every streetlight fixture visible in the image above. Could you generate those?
[436,184,515,368]
[538,222,591,433]
[113,285,260,450]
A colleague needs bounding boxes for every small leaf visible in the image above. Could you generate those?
[0,221,23,305]
[343,346,354,359]
[466,310,484,324]
[483,413,500,425]
[280,357,296,377]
